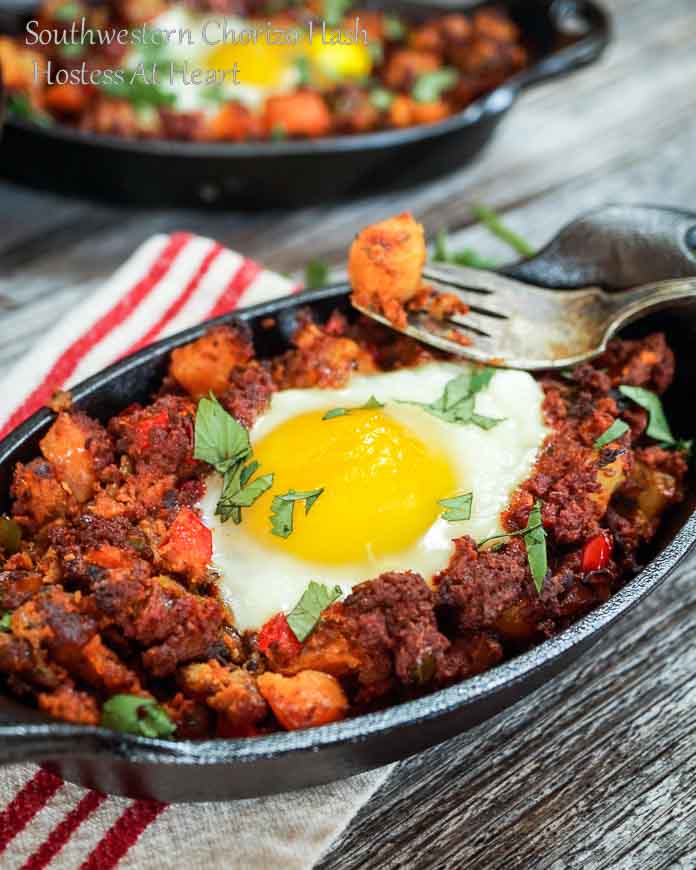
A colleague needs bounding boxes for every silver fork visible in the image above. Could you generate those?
[352,263,696,370]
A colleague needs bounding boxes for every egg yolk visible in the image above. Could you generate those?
[204,41,297,88]
[308,34,373,84]
[243,408,456,564]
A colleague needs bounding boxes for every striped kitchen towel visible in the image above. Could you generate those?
[0,233,391,869]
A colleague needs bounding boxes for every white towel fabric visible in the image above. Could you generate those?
[0,232,391,870]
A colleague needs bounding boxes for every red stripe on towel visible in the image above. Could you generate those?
[79,800,167,870]
[125,242,225,356]
[0,233,192,440]
[0,768,63,854]
[206,258,262,319]
[21,790,107,870]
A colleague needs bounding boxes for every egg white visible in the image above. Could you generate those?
[200,362,548,630]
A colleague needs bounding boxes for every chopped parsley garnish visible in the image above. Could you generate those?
[270,488,324,539]
[58,40,86,59]
[478,500,548,594]
[618,385,677,445]
[524,500,548,594]
[7,94,53,127]
[194,394,272,524]
[0,517,22,554]
[412,68,458,103]
[383,13,406,41]
[294,55,312,87]
[400,370,504,430]
[369,88,395,112]
[98,76,176,109]
[322,395,384,420]
[0,612,12,632]
[433,228,498,270]
[594,419,630,449]
[438,492,473,522]
[324,0,352,28]
[286,581,342,641]
[54,1,82,21]
[304,259,330,289]
[471,204,535,258]
[100,695,176,739]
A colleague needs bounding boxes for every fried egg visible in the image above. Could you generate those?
[126,7,373,114]
[200,362,548,630]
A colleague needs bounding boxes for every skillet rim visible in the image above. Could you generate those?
[0,282,694,766]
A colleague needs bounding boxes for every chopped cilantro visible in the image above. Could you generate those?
[471,204,535,258]
[101,695,175,739]
[322,395,384,420]
[383,13,406,41]
[7,93,53,127]
[99,75,176,109]
[400,370,504,430]
[369,87,394,112]
[286,581,342,641]
[412,68,458,103]
[324,0,352,28]
[477,500,548,595]
[0,612,12,632]
[595,419,630,449]
[618,385,675,445]
[270,488,324,538]
[304,259,330,289]
[432,228,498,270]
[438,492,473,522]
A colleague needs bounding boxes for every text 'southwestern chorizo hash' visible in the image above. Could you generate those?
[0,213,690,739]
[0,1,528,141]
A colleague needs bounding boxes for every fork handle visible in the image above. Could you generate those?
[500,205,696,290]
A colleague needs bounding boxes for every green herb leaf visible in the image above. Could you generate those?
[322,396,383,420]
[100,694,176,738]
[7,93,53,127]
[438,492,473,522]
[401,369,503,430]
[383,13,406,41]
[294,55,312,86]
[0,612,12,632]
[194,394,251,472]
[432,228,498,270]
[54,1,82,21]
[618,385,675,445]
[270,488,325,538]
[525,500,548,594]
[271,124,287,141]
[304,259,330,289]
[412,68,458,103]
[594,419,630,449]
[58,41,86,59]
[98,75,176,109]
[286,581,342,642]
[472,204,535,258]
[369,88,395,112]
[673,438,693,456]
[323,0,352,28]
[0,517,22,554]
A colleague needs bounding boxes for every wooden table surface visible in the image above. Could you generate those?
[1,0,695,866]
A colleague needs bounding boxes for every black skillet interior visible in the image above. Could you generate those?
[0,0,610,207]
[0,205,694,802]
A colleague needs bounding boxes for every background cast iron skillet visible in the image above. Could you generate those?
[0,204,694,802]
[0,0,610,207]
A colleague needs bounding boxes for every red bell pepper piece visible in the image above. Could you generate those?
[582,530,612,574]
[257,613,302,658]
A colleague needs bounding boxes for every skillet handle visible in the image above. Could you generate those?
[499,204,696,290]
[513,0,611,90]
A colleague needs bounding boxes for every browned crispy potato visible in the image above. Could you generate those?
[348,212,426,324]
[257,669,348,731]
[169,325,253,399]
[263,92,332,139]
[11,459,74,527]
[40,412,110,503]
[591,451,630,515]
